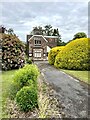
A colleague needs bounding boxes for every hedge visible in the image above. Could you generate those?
[48,46,64,65]
[14,64,39,87]
[16,86,38,112]
[54,38,90,70]
[9,64,39,99]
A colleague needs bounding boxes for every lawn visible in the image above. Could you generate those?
[62,70,89,84]
[0,70,17,118]
[0,68,89,118]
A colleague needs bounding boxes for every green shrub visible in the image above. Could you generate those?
[1,33,25,70]
[26,57,32,64]
[9,64,39,99]
[54,38,90,70]
[16,86,38,112]
[14,64,39,87]
[48,46,64,65]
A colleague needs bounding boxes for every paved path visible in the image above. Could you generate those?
[35,61,89,118]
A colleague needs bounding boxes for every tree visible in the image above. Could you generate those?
[7,28,14,35]
[52,29,58,36]
[60,41,67,46]
[30,25,65,46]
[73,32,87,40]
[44,27,65,46]
[53,28,62,46]
[38,26,44,35]
[30,26,44,35]
[44,25,53,36]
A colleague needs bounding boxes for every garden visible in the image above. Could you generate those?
[48,37,90,84]
[0,31,62,118]
[0,33,39,118]
[0,29,89,118]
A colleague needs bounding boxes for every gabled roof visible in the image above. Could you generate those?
[28,35,48,42]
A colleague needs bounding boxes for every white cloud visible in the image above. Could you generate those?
[1,0,90,2]
[1,2,88,42]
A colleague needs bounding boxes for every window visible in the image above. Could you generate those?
[34,53,41,57]
[35,40,41,45]
[34,49,42,58]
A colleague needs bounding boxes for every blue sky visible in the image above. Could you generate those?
[1,1,88,42]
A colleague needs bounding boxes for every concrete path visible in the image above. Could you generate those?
[35,61,89,118]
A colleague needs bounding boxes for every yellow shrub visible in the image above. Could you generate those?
[48,46,64,65]
[54,38,90,70]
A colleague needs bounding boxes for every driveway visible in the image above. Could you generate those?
[35,61,89,118]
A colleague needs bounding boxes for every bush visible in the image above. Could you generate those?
[54,38,90,70]
[1,33,25,70]
[26,57,32,64]
[16,86,38,112]
[9,64,39,99]
[14,64,39,87]
[48,46,64,65]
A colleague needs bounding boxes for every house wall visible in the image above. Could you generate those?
[27,35,58,61]
[28,36,47,60]
[26,35,32,57]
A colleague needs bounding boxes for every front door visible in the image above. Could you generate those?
[33,49,43,60]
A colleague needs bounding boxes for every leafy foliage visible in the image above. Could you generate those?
[30,25,66,46]
[57,40,66,46]
[14,64,39,87]
[16,86,38,112]
[9,64,39,99]
[54,38,90,70]
[52,28,62,46]
[1,34,25,70]
[44,25,53,36]
[7,28,14,35]
[48,46,64,65]
[73,32,87,40]
[26,57,32,64]
[31,26,44,35]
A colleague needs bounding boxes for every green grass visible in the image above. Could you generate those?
[0,70,17,118]
[62,70,89,84]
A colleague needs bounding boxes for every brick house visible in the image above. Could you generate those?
[26,31,58,61]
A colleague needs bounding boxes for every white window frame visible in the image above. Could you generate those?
[34,49,42,58]
[34,37,41,45]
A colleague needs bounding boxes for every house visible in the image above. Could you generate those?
[26,31,58,61]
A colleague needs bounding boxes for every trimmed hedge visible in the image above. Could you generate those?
[16,86,38,112]
[1,33,25,70]
[9,64,39,99]
[14,64,39,88]
[48,46,64,65]
[54,38,90,70]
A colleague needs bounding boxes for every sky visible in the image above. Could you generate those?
[1,1,89,42]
